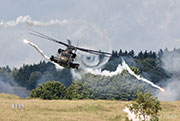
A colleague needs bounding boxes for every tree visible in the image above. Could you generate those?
[128,91,161,121]
[128,50,135,57]
[30,81,67,100]
[137,51,144,59]
[66,80,95,100]
[27,71,41,90]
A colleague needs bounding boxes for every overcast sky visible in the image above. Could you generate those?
[1,0,180,67]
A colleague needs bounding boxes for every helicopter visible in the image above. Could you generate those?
[29,29,112,69]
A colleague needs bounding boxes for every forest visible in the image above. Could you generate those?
[0,48,174,100]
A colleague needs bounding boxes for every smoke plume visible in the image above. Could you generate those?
[0,74,29,97]
[156,49,180,101]
[0,15,70,28]
[121,59,165,92]
[23,39,63,70]
[83,64,124,77]
[0,78,16,95]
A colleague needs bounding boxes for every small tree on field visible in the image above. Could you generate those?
[128,90,161,121]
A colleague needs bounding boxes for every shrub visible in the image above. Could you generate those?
[30,81,67,99]
[128,91,161,121]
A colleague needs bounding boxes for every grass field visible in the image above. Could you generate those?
[0,94,180,121]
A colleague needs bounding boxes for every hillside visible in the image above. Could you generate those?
[0,94,180,121]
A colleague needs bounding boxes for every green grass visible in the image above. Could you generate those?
[0,93,179,121]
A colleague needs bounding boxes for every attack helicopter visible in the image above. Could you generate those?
[29,29,112,69]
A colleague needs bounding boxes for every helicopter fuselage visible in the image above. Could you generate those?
[50,48,79,69]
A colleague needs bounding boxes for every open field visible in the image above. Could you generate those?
[0,94,180,121]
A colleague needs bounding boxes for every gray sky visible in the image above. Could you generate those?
[1,0,180,67]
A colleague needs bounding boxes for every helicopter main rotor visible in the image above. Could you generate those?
[29,29,112,57]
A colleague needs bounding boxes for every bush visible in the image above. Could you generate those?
[128,91,161,121]
[30,81,67,99]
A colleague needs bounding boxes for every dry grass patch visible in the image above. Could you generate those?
[0,94,180,121]
[0,95,129,121]
[159,101,180,121]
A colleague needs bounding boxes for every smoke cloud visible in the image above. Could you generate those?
[0,78,16,94]
[0,15,70,28]
[156,49,180,101]
[83,64,123,77]
[0,74,29,97]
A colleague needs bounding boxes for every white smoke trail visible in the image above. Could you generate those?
[23,39,63,69]
[121,59,165,92]
[84,64,124,77]
[0,15,70,28]
[82,58,164,92]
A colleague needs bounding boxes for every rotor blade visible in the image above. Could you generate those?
[29,29,69,47]
[28,29,112,56]
[76,47,112,56]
